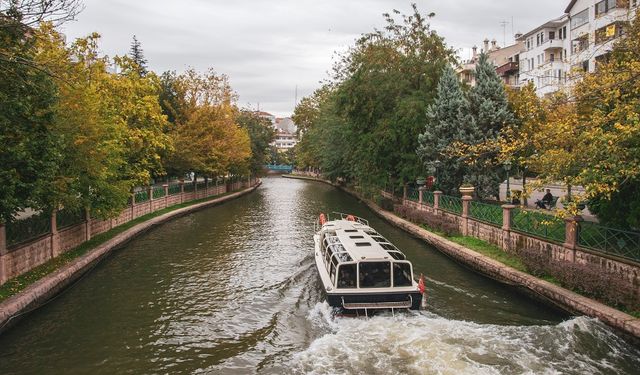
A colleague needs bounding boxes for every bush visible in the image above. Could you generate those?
[376,195,395,211]
[518,247,639,311]
[393,203,460,236]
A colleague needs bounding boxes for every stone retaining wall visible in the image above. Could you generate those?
[0,178,256,285]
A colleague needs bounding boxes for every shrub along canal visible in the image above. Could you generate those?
[0,177,638,374]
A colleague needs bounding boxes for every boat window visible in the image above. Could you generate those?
[370,235,387,243]
[333,252,353,263]
[355,242,371,247]
[380,243,398,251]
[393,262,413,287]
[344,229,358,233]
[337,264,357,288]
[359,261,391,288]
[388,251,406,260]
[349,235,365,239]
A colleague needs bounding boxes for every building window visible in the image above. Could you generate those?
[572,34,589,53]
[549,31,555,40]
[596,0,618,17]
[595,22,624,44]
[582,60,590,72]
[571,9,589,29]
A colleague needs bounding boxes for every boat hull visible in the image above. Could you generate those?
[326,291,423,311]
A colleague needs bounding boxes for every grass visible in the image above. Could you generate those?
[447,236,528,273]
[0,190,241,303]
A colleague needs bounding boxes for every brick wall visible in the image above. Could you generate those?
[0,179,256,285]
[390,191,640,301]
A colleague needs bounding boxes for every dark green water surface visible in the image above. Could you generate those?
[0,177,638,374]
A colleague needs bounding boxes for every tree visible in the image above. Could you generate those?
[417,65,472,195]
[33,24,135,217]
[0,14,59,222]
[465,53,513,199]
[164,69,251,178]
[237,110,275,175]
[328,4,454,189]
[567,9,640,228]
[129,35,147,76]
[0,0,83,27]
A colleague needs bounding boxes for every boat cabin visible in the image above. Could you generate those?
[318,220,414,290]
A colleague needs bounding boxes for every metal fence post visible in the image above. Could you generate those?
[147,186,153,212]
[50,210,59,257]
[461,196,472,236]
[85,207,92,241]
[501,204,515,251]
[0,222,7,284]
[179,180,185,203]
[163,184,169,208]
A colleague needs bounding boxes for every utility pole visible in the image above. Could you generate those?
[295,85,298,108]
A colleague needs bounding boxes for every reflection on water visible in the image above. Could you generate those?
[0,177,638,375]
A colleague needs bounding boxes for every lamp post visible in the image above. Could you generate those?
[434,159,441,190]
[503,160,512,201]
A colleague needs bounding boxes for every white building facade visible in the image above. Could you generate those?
[518,16,571,97]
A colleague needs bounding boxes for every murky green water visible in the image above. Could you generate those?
[0,177,638,374]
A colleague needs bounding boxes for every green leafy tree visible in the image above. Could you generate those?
[237,110,276,174]
[329,5,454,189]
[417,65,472,195]
[0,14,59,222]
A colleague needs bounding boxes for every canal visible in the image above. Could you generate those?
[0,177,638,374]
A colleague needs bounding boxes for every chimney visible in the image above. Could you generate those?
[491,39,497,51]
[483,38,490,53]
[515,32,523,40]
[472,45,478,60]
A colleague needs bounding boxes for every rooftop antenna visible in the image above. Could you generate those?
[511,16,515,44]
[500,20,509,46]
[295,85,298,108]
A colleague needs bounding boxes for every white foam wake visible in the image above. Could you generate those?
[292,303,639,375]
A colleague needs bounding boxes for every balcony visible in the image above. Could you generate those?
[542,38,564,51]
[495,61,519,76]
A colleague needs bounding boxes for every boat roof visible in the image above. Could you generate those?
[321,219,405,262]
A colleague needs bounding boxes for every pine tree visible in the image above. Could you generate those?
[417,65,473,195]
[466,53,513,199]
[129,35,147,76]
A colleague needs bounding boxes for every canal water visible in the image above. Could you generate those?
[0,177,638,374]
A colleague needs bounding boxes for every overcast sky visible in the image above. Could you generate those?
[61,0,567,117]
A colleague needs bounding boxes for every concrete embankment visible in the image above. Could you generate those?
[283,174,640,339]
[0,182,261,334]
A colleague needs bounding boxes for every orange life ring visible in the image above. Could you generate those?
[346,214,356,222]
[319,213,327,225]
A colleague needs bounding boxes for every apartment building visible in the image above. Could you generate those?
[458,38,524,87]
[458,0,637,97]
[566,0,638,74]
[518,15,571,96]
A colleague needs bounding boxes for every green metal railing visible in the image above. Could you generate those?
[439,194,463,214]
[407,187,419,202]
[56,209,85,229]
[134,190,149,203]
[423,191,434,206]
[196,182,206,191]
[183,183,195,193]
[579,221,640,261]
[511,208,565,243]
[469,201,503,226]
[152,186,165,199]
[168,184,181,195]
[6,213,52,248]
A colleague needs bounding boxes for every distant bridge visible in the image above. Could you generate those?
[265,164,293,173]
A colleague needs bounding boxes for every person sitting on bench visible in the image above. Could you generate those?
[535,189,554,209]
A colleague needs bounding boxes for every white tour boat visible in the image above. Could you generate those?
[314,212,424,313]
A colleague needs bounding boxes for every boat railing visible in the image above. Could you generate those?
[315,212,370,232]
[331,212,369,226]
